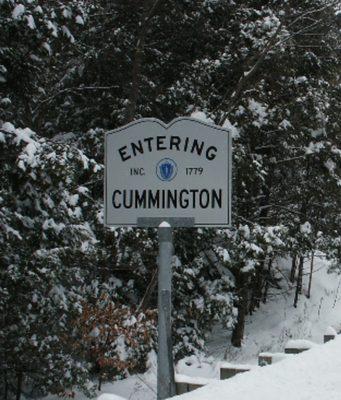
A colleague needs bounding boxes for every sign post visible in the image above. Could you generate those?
[105,117,231,399]
[157,222,175,399]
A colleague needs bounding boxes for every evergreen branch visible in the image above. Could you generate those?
[33,86,118,113]
[214,1,338,124]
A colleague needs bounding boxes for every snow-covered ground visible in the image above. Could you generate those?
[173,336,341,400]
[207,255,341,366]
[175,255,341,382]
[43,256,341,400]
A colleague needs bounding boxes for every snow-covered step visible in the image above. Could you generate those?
[284,339,316,354]
[258,352,291,366]
[324,326,337,343]
[175,374,218,395]
[219,362,253,380]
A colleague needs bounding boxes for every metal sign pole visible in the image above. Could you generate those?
[157,222,176,400]
[105,117,232,396]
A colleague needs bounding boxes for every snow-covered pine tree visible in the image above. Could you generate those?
[0,121,160,398]
[211,0,341,342]
[0,122,102,398]
[0,0,89,129]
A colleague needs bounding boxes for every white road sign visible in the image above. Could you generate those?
[105,117,232,227]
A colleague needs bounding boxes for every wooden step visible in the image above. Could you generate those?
[175,374,217,395]
[324,326,337,343]
[219,362,253,380]
[258,352,290,366]
[284,339,315,354]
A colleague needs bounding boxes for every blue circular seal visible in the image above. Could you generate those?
[156,158,178,182]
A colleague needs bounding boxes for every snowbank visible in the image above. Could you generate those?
[97,395,126,400]
[172,335,341,400]
[284,339,315,349]
[219,362,253,370]
[325,326,337,336]
[175,374,217,386]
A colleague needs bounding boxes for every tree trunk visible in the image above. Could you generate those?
[16,372,22,400]
[262,258,273,304]
[290,255,297,283]
[293,256,304,307]
[307,252,314,299]
[4,371,8,400]
[231,286,248,347]
[249,265,263,314]
[125,0,161,123]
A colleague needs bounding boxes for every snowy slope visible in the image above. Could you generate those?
[207,255,341,365]
[176,256,341,381]
[172,336,341,400]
